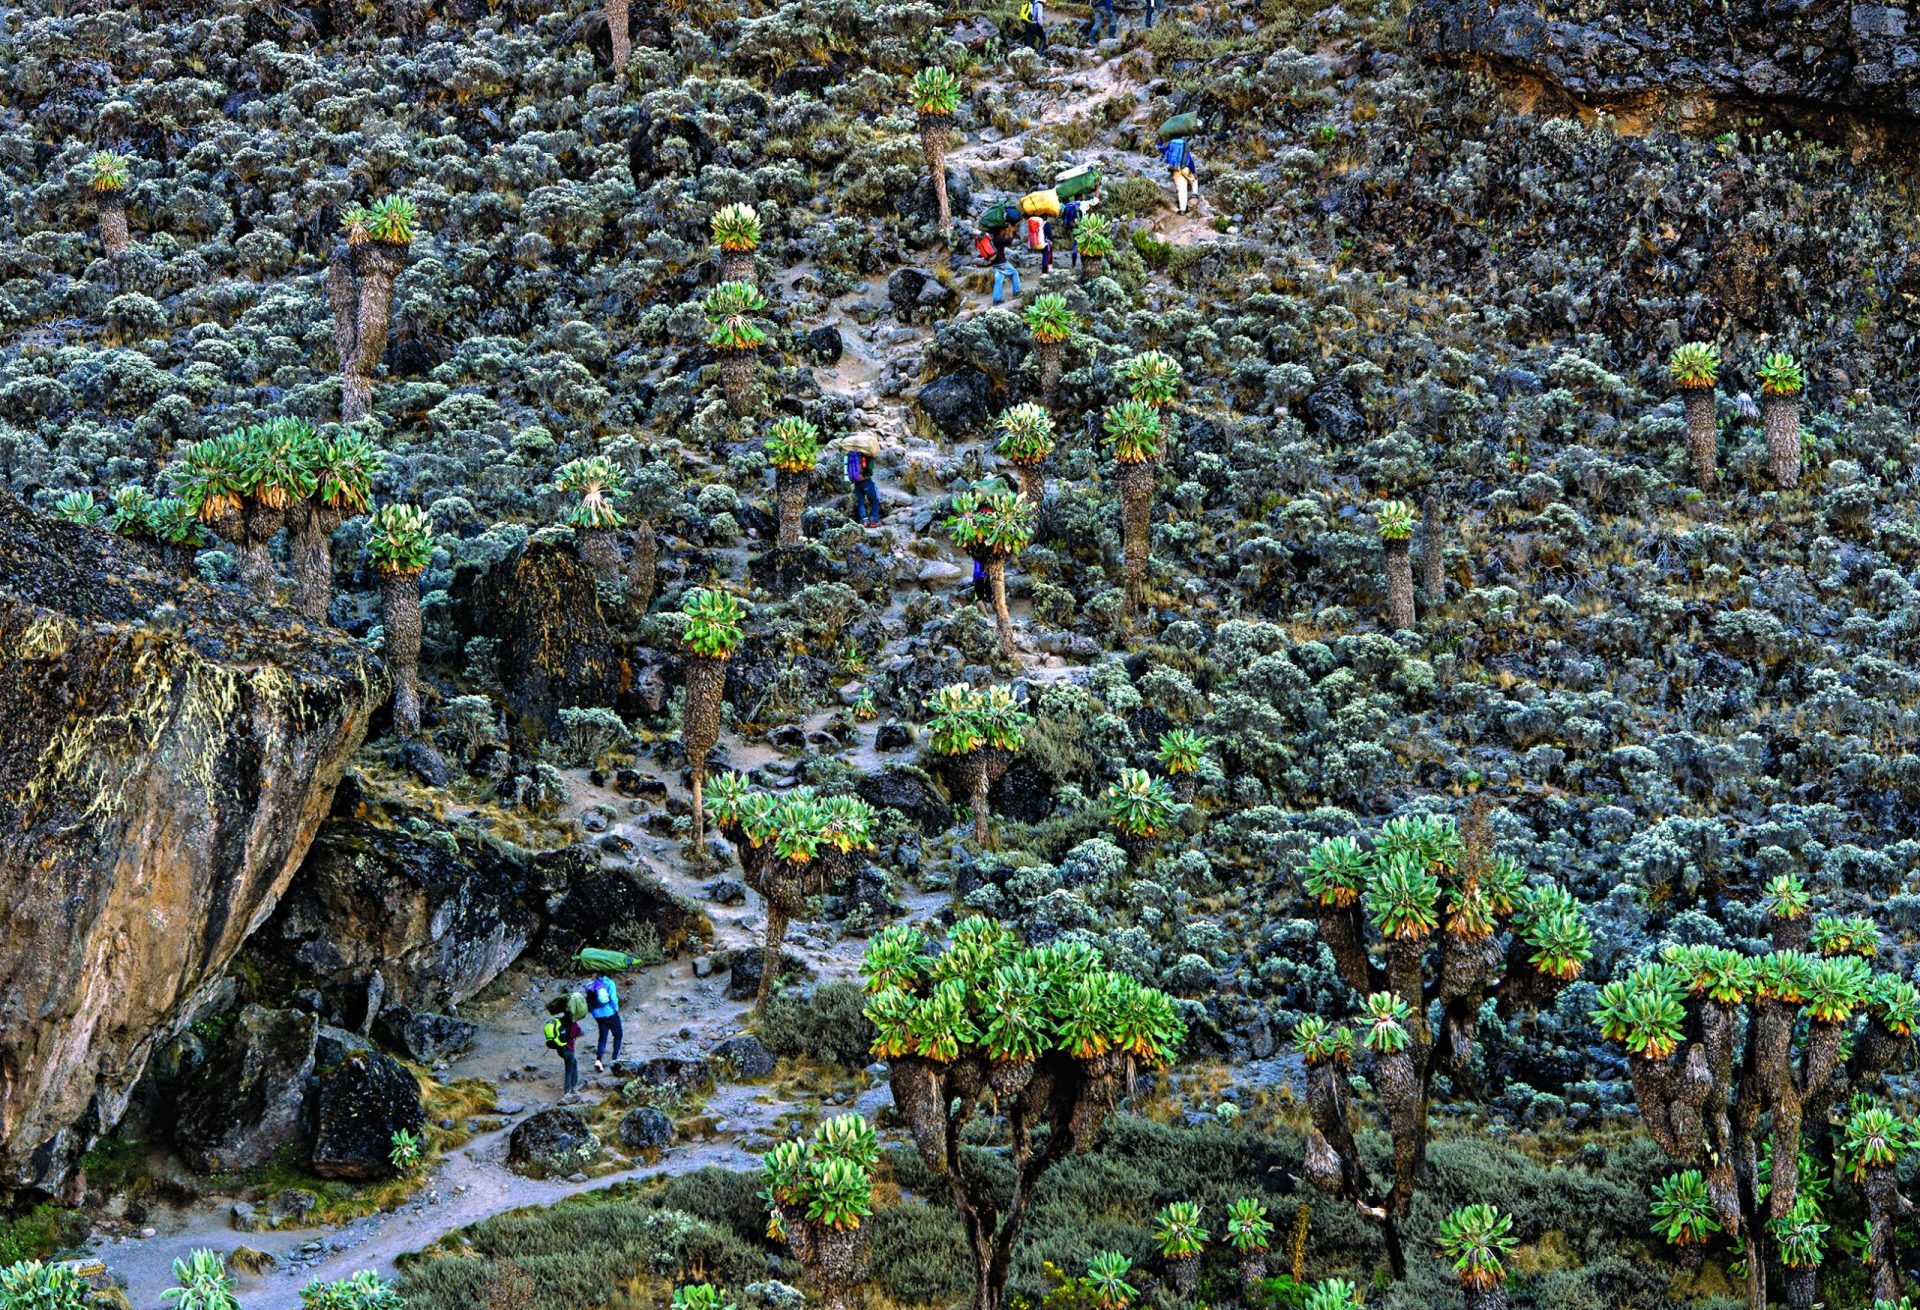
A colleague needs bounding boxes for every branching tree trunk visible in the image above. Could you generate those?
[237,501,283,600]
[288,502,346,623]
[981,556,1015,657]
[954,746,1011,846]
[1013,463,1044,502]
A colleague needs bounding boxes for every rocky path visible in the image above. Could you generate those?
[100,34,1177,1310]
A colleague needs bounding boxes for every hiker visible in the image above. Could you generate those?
[586,973,621,1073]
[977,222,1021,304]
[1085,0,1117,41]
[1162,136,1200,214]
[1026,211,1054,275]
[1060,197,1086,267]
[1143,0,1158,27]
[543,992,587,1100]
[1017,0,1048,50]
[972,557,989,608]
[846,433,881,526]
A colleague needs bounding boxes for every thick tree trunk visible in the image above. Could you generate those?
[1037,340,1061,402]
[757,902,789,1011]
[380,568,423,738]
[576,525,619,583]
[346,241,405,423]
[722,251,756,285]
[237,501,284,600]
[919,115,951,230]
[1765,395,1801,488]
[1384,539,1414,630]
[1783,1266,1815,1310]
[1117,460,1154,614]
[683,654,728,859]
[626,520,656,613]
[97,193,129,257]
[1238,1250,1266,1292]
[984,555,1016,657]
[1080,255,1104,283]
[605,0,631,71]
[1682,388,1718,490]
[328,247,358,378]
[775,469,810,548]
[1014,463,1043,502]
[1420,493,1444,607]
[970,755,991,846]
[722,349,754,416]
[1463,1289,1509,1310]
[288,503,342,623]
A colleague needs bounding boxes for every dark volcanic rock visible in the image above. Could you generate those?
[803,326,845,363]
[174,1006,317,1173]
[916,368,993,436]
[726,947,815,1001]
[310,1038,426,1181]
[451,539,627,741]
[374,1006,478,1063]
[542,865,695,964]
[0,492,381,1196]
[1414,0,1920,128]
[257,816,544,1015]
[711,1034,776,1078]
[618,1106,674,1151]
[508,1107,601,1178]
[855,764,951,834]
[888,267,959,322]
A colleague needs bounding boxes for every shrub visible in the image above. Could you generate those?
[758,981,876,1070]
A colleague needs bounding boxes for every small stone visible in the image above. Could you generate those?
[917,559,964,585]
[692,955,713,978]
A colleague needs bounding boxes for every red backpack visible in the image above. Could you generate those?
[1026,217,1047,249]
[974,233,997,261]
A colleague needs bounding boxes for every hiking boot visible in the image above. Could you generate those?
[594,1059,605,1073]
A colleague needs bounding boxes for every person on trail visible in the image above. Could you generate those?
[978,222,1021,304]
[972,557,989,609]
[1026,212,1054,275]
[1143,0,1158,28]
[544,991,588,1100]
[1017,0,1048,50]
[1162,136,1199,214]
[846,433,882,526]
[1085,0,1118,41]
[586,974,621,1072]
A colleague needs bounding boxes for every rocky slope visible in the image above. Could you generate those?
[0,490,382,1197]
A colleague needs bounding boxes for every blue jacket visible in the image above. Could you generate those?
[587,976,619,1018]
[1162,138,1195,170]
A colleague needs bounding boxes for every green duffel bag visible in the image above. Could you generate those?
[1158,111,1202,141]
[1053,164,1101,201]
[575,946,642,972]
[979,202,1016,230]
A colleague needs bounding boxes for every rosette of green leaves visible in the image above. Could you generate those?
[1153,1200,1208,1259]
[1668,342,1720,390]
[682,588,747,658]
[88,149,131,192]
[1375,499,1416,542]
[1757,351,1805,397]
[366,196,417,245]
[1102,398,1164,464]
[555,455,628,529]
[703,282,769,351]
[1436,1204,1515,1290]
[1075,212,1116,259]
[1300,835,1368,908]
[1103,767,1176,838]
[711,203,762,253]
[366,504,434,574]
[1116,350,1181,408]
[1085,1253,1136,1310]
[1225,1197,1273,1253]
[52,489,103,525]
[1650,1169,1720,1246]
[1024,293,1076,344]
[1365,852,1440,940]
[945,487,1034,560]
[996,403,1057,466]
[1156,728,1206,775]
[764,417,822,474]
[911,66,963,116]
[1360,992,1412,1053]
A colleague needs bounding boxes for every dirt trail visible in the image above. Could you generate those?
[97,33,1174,1310]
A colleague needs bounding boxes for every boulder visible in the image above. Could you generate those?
[916,368,992,436]
[855,764,951,835]
[887,267,958,323]
[617,1106,674,1151]
[450,539,626,741]
[898,167,973,228]
[617,1056,711,1094]
[803,326,845,363]
[374,1006,478,1063]
[726,947,815,1001]
[310,1038,426,1181]
[710,1034,776,1079]
[541,865,696,964]
[0,492,381,1196]
[174,1007,318,1173]
[508,1107,602,1179]
[256,815,547,1017]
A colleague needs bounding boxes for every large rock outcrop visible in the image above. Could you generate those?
[0,493,382,1197]
[1413,0,1920,137]
[257,813,550,1018]
[451,539,627,742]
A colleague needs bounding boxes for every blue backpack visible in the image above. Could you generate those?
[1161,138,1192,170]
[846,451,868,481]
